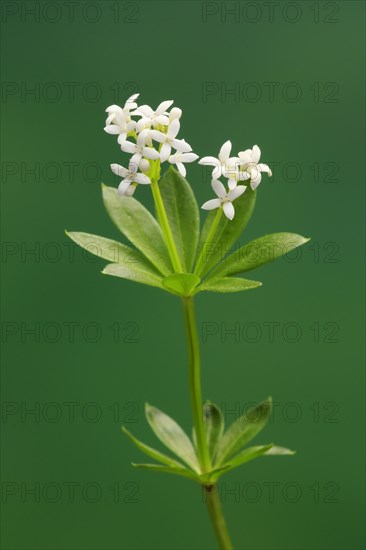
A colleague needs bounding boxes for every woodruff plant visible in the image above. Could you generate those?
[66,94,309,550]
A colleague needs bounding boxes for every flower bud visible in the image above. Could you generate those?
[169,107,182,122]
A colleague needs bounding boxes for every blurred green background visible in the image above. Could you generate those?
[1,1,365,549]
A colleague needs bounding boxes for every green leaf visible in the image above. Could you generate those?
[265,446,295,456]
[203,402,224,460]
[198,277,262,294]
[102,184,172,276]
[215,398,272,466]
[66,231,162,273]
[222,444,273,472]
[131,463,200,482]
[162,273,201,296]
[145,403,199,473]
[102,263,164,289]
[210,233,310,280]
[122,427,185,469]
[195,186,256,277]
[159,167,200,272]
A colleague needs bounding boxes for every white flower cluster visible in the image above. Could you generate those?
[200,141,272,220]
[104,94,272,220]
[104,94,198,196]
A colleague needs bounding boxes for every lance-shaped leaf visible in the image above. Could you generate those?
[102,263,164,289]
[215,398,272,466]
[66,232,158,271]
[132,463,200,483]
[145,403,200,473]
[102,184,172,276]
[122,427,185,469]
[195,186,256,277]
[222,444,273,472]
[198,277,262,294]
[210,233,310,280]
[159,167,200,272]
[203,402,224,460]
[162,273,201,296]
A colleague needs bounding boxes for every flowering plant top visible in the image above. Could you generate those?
[67,93,308,297]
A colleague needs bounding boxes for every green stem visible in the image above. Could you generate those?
[182,297,233,549]
[149,161,183,273]
[182,296,211,473]
[204,484,233,550]
[194,208,223,276]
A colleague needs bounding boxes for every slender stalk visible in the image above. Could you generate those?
[148,159,233,549]
[204,485,233,550]
[194,208,223,276]
[149,159,183,273]
[182,296,211,473]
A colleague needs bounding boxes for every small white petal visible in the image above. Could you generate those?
[120,140,137,154]
[199,156,219,167]
[252,145,261,164]
[156,100,174,115]
[211,179,227,199]
[176,162,186,177]
[111,163,128,177]
[228,185,247,201]
[105,113,115,125]
[250,167,261,184]
[250,169,262,190]
[180,152,199,163]
[257,163,271,174]
[135,117,150,132]
[134,172,151,185]
[219,140,232,162]
[167,119,180,139]
[130,153,142,169]
[137,129,150,147]
[105,104,121,113]
[154,114,170,126]
[227,177,237,191]
[142,147,160,160]
[117,132,128,145]
[104,125,121,135]
[201,198,221,211]
[125,183,137,196]
[127,93,139,102]
[150,130,166,144]
[171,138,191,153]
[118,179,132,195]
[160,142,172,162]
[136,105,153,117]
[238,150,252,165]
[124,94,139,110]
[223,201,235,220]
[168,154,177,164]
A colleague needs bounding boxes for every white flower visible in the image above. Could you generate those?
[135,100,174,132]
[199,140,249,190]
[110,162,151,196]
[201,179,247,220]
[119,130,160,170]
[150,119,192,162]
[168,151,199,177]
[238,145,272,190]
[104,94,139,141]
